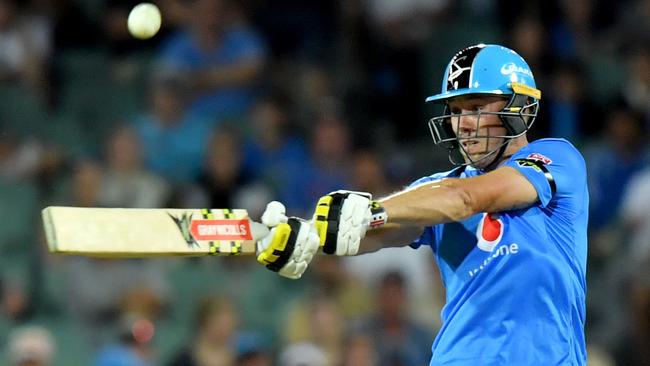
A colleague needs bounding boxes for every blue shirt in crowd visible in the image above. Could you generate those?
[159,26,267,118]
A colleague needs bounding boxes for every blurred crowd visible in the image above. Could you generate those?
[0,0,647,365]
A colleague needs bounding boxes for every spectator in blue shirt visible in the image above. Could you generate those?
[157,0,267,120]
[133,72,214,183]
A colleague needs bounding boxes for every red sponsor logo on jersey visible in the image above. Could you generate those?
[190,219,251,241]
[476,213,504,252]
[527,153,552,165]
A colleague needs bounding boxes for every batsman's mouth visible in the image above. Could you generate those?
[462,140,490,154]
[461,139,480,147]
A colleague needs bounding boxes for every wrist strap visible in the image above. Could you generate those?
[369,201,387,229]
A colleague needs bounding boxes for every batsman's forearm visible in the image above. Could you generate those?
[359,224,423,254]
[379,179,474,226]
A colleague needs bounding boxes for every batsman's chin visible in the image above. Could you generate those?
[464,152,497,170]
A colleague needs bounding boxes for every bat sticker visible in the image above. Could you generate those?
[515,158,543,172]
[190,220,252,241]
[526,153,552,165]
[168,212,200,248]
[514,158,557,194]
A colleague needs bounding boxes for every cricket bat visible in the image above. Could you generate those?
[42,206,269,258]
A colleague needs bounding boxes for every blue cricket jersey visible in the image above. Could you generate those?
[411,139,588,365]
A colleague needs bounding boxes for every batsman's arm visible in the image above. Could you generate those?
[356,166,538,254]
[380,166,538,226]
[356,224,424,254]
[257,166,539,276]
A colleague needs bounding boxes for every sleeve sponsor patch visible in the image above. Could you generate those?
[526,153,552,165]
[515,158,543,171]
[514,158,557,195]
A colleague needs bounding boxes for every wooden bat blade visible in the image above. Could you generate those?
[42,206,268,257]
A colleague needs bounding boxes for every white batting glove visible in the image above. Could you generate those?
[261,200,288,227]
[256,201,320,279]
[313,191,388,256]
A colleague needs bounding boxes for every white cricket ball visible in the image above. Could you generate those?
[127,3,161,40]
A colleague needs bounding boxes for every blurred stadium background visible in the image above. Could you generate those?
[0,0,647,365]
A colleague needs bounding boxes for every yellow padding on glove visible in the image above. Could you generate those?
[313,195,333,247]
[256,223,291,266]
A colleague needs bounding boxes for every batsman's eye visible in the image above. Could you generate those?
[448,114,461,125]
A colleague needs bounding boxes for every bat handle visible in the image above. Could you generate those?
[249,221,270,242]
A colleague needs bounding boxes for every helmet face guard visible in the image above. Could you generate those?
[428,92,540,167]
[425,44,542,170]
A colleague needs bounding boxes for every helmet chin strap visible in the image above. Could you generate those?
[456,136,512,172]
[477,139,510,172]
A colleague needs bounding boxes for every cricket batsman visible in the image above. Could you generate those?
[256,44,588,365]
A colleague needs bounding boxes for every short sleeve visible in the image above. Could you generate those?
[504,139,587,207]
[410,227,435,249]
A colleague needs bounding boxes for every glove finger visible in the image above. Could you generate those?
[279,261,300,279]
[348,194,369,226]
[292,262,307,277]
[348,234,360,255]
[256,225,277,252]
[261,201,288,227]
[256,223,292,267]
[306,230,320,254]
[335,234,349,256]
[293,228,317,263]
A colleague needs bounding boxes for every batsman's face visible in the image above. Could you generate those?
[448,96,508,169]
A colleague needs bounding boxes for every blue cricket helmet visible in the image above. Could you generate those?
[426,44,541,103]
[426,44,542,169]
